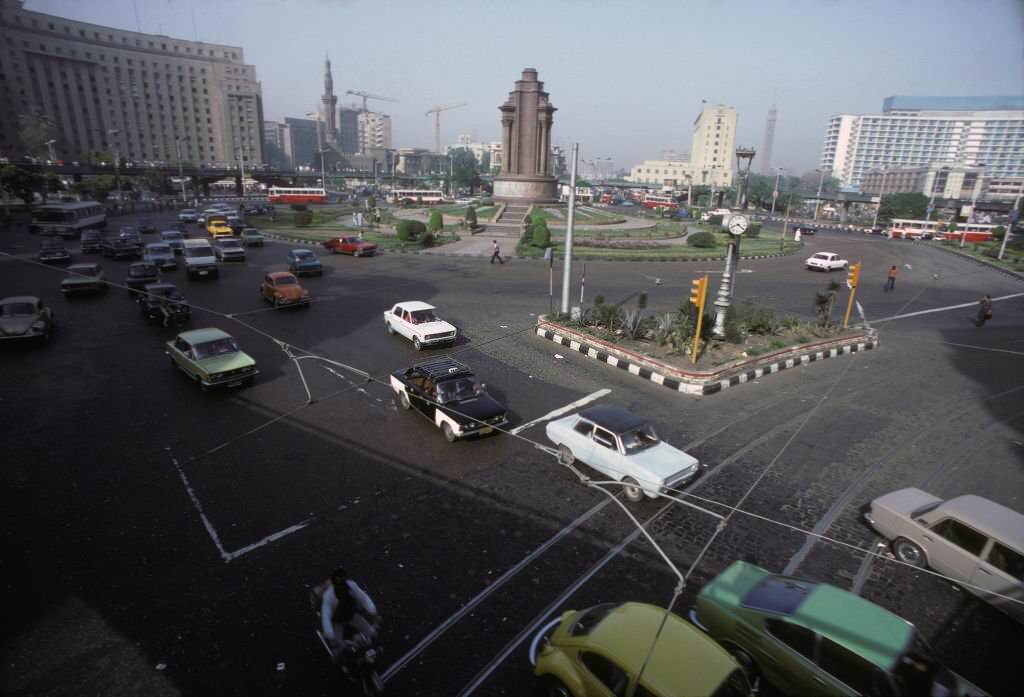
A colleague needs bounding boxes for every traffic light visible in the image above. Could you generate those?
[690,276,708,309]
[847,262,861,289]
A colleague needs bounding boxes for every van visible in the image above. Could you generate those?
[183,239,219,280]
[866,488,1024,623]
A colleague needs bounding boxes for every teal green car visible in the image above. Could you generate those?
[240,227,265,247]
[61,263,107,296]
[692,561,986,696]
[166,328,258,391]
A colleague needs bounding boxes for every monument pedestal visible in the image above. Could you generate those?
[493,174,558,203]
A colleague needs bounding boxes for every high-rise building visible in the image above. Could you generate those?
[0,0,264,166]
[358,111,391,151]
[820,96,1024,189]
[337,106,360,154]
[759,99,777,175]
[626,105,736,188]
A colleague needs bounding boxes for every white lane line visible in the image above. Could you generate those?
[871,291,1024,323]
[168,447,312,564]
[509,388,611,435]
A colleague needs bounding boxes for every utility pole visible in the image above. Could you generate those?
[560,143,579,315]
[998,183,1022,261]
[871,168,888,230]
[813,168,825,222]
[771,167,784,215]
[175,137,187,203]
[107,129,121,196]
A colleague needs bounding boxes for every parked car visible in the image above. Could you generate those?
[692,561,986,697]
[383,301,457,350]
[323,235,378,257]
[530,601,751,697]
[80,229,104,254]
[137,218,156,234]
[259,271,310,308]
[213,236,246,262]
[178,208,199,223]
[138,282,191,325]
[545,405,701,502]
[125,262,160,293]
[144,242,177,270]
[389,356,507,442]
[165,327,258,391]
[61,263,107,296]
[287,248,323,276]
[865,488,1024,623]
[0,296,54,343]
[39,239,71,264]
[160,230,186,255]
[240,228,265,247]
[805,252,848,271]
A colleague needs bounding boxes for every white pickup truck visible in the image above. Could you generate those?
[805,252,848,272]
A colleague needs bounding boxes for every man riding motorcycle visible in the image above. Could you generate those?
[319,566,380,659]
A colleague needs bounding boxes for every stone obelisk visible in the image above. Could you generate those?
[493,68,558,203]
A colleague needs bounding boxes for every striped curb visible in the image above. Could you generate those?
[925,243,1024,283]
[535,321,878,396]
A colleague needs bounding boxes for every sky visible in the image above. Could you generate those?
[26,0,1024,177]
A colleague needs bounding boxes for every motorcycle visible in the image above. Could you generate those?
[310,581,385,696]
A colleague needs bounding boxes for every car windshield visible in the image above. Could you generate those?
[130,265,156,276]
[1,302,36,316]
[620,423,660,453]
[162,232,183,240]
[411,309,439,323]
[220,240,241,248]
[68,265,99,276]
[147,245,171,254]
[568,603,620,637]
[293,251,313,260]
[275,275,298,286]
[742,576,814,614]
[41,240,65,249]
[193,337,240,359]
[436,377,482,404]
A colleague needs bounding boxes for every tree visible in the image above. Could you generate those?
[70,175,118,203]
[427,209,444,234]
[532,217,551,247]
[16,109,54,158]
[449,147,482,193]
[367,195,376,209]
[878,192,928,222]
[0,165,48,205]
[396,219,425,241]
[814,279,841,327]
[465,206,477,229]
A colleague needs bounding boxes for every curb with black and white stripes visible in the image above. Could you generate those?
[535,325,878,396]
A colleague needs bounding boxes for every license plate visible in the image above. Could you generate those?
[478,426,493,435]
[227,379,243,387]
[199,270,208,276]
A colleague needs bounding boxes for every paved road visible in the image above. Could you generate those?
[1,215,1022,696]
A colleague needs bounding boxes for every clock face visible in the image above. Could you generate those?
[728,214,749,236]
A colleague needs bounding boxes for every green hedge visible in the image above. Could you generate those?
[396,219,426,241]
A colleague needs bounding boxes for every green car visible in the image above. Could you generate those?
[692,561,986,696]
[240,227,265,247]
[166,327,258,391]
[61,263,107,296]
[530,601,751,697]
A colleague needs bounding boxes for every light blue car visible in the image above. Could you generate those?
[144,242,177,270]
[287,248,322,277]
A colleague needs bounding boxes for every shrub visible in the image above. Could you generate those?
[427,209,444,234]
[367,196,376,209]
[421,231,435,248]
[478,198,493,206]
[532,218,551,247]
[396,219,425,241]
[290,203,308,212]
[769,339,786,350]
[991,225,1006,241]
[295,210,313,227]
[742,305,782,335]
[465,206,477,228]
[745,223,761,238]
[723,305,743,344]
[687,230,717,248]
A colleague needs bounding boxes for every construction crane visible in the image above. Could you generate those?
[345,90,399,112]
[425,101,467,153]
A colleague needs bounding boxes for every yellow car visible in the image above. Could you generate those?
[530,601,751,697]
[206,215,233,238]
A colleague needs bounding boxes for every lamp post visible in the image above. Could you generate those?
[813,168,826,222]
[107,129,120,196]
[871,167,888,230]
[45,139,56,163]
[735,147,756,209]
[174,137,188,204]
[448,153,454,198]
[770,167,785,215]
[997,182,1022,261]
[685,173,693,209]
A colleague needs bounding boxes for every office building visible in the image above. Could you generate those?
[627,105,737,189]
[820,96,1024,189]
[358,111,391,151]
[0,0,264,166]
[338,106,360,154]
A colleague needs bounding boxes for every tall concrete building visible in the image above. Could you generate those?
[820,96,1024,189]
[0,0,264,166]
[357,111,391,151]
[759,99,777,175]
[337,106,360,154]
[627,105,736,189]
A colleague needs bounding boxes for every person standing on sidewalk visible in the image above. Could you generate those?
[975,294,993,327]
[885,265,898,292]
[490,240,504,265]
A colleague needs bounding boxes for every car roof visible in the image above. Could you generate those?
[177,328,232,344]
[68,263,100,272]
[411,356,472,380]
[146,241,171,248]
[936,495,1024,551]
[290,248,313,254]
[573,602,738,694]
[143,282,178,292]
[267,271,297,279]
[2,295,41,304]
[395,300,436,311]
[577,405,647,433]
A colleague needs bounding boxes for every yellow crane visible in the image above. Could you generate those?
[425,101,468,153]
[345,90,399,112]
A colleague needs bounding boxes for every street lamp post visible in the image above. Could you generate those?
[174,137,188,204]
[871,167,888,230]
[107,129,121,197]
[448,153,454,198]
[997,183,1022,261]
[685,174,693,210]
[813,168,826,222]
[45,139,56,163]
[770,167,784,216]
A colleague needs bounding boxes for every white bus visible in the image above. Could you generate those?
[390,189,446,205]
[30,201,107,238]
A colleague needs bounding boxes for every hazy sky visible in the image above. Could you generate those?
[27,0,1024,176]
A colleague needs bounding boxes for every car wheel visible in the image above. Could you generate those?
[386,322,395,335]
[622,477,644,503]
[398,391,411,410]
[273,296,281,308]
[442,421,457,443]
[893,538,927,567]
[536,676,572,697]
[726,645,760,688]
[413,337,422,351]
[557,445,574,466]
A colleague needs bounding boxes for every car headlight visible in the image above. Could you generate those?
[30,321,46,331]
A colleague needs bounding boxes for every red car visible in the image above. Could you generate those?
[323,235,378,257]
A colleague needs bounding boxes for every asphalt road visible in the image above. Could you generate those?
[2,211,1022,697]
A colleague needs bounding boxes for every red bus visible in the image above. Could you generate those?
[267,187,327,204]
[642,194,678,210]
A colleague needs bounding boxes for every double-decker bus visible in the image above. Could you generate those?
[390,189,446,205]
[30,201,107,238]
[642,193,678,210]
[267,187,327,204]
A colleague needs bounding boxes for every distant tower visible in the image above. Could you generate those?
[320,53,338,146]
[759,93,777,175]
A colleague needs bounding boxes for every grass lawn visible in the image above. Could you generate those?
[266,224,462,252]
[930,239,1024,274]
[517,235,802,260]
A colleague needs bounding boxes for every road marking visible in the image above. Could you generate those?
[509,388,611,435]
[870,291,1024,323]
[168,448,311,563]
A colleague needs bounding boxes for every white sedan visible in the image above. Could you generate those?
[545,405,701,502]
[384,301,457,350]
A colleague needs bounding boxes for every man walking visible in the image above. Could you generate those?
[490,240,504,265]
[885,265,898,292]
[975,294,993,327]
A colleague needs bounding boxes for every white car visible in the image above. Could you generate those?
[545,405,701,502]
[384,301,457,350]
[805,252,848,271]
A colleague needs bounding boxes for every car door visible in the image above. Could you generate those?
[762,618,831,695]
[577,651,629,697]
[816,636,892,696]
[171,337,194,373]
[589,427,622,480]
[261,275,274,301]
[406,374,434,417]
[391,306,411,339]
[924,518,988,582]
[564,419,596,469]
[971,539,1024,620]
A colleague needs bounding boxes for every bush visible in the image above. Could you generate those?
[290,203,308,212]
[295,210,313,227]
[532,218,551,247]
[396,219,425,241]
[465,206,477,228]
[427,209,444,234]
[741,305,781,335]
[707,214,724,227]
[723,305,743,344]
[991,225,1006,241]
[745,223,761,238]
[367,196,376,209]
[421,231,435,248]
[478,198,493,206]
[687,230,718,248]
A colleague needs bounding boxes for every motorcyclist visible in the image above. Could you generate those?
[320,566,380,659]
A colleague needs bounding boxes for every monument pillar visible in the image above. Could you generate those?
[493,68,558,203]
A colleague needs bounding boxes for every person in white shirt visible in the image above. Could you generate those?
[320,567,380,657]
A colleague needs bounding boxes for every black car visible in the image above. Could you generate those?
[81,229,103,253]
[125,262,160,293]
[389,356,508,443]
[138,218,156,234]
[137,282,190,325]
[39,239,71,264]
[794,223,817,235]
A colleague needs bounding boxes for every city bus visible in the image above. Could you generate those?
[30,201,107,238]
[888,219,943,240]
[642,193,679,210]
[937,222,998,243]
[266,187,327,204]
[390,189,446,205]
